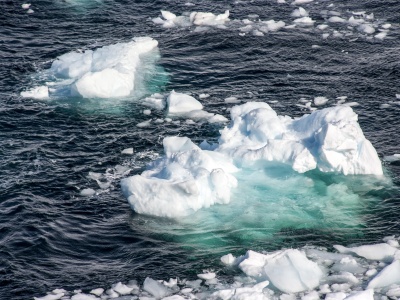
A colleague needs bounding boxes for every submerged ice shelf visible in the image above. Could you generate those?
[21,37,161,100]
[121,102,383,218]
[34,239,400,300]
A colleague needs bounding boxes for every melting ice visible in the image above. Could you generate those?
[121,102,383,218]
[34,238,400,300]
[21,37,163,100]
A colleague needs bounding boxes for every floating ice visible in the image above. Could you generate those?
[167,91,203,115]
[122,102,383,218]
[121,148,134,155]
[153,10,230,28]
[333,243,397,262]
[22,3,31,9]
[35,239,400,300]
[80,188,95,196]
[291,7,308,18]
[314,96,328,106]
[217,102,383,175]
[121,136,238,217]
[293,17,315,26]
[383,154,400,163]
[292,0,314,4]
[22,37,160,100]
[20,86,49,99]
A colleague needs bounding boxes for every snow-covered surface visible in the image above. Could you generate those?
[34,239,400,300]
[121,102,383,218]
[21,37,159,99]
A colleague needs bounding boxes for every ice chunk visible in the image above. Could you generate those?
[167,91,203,115]
[22,3,31,9]
[326,292,347,300]
[343,289,373,299]
[334,243,397,262]
[24,37,159,99]
[293,17,315,25]
[111,282,133,295]
[367,260,400,288]
[329,16,346,23]
[314,96,328,106]
[238,249,323,293]
[121,148,134,155]
[190,10,230,26]
[71,294,99,300]
[225,97,240,104]
[358,24,375,34]
[121,137,238,217]
[143,277,172,298]
[90,288,104,296]
[80,188,95,196]
[291,7,308,17]
[375,32,387,40]
[292,0,313,4]
[197,272,216,280]
[20,86,49,99]
[34,293,65,300]
[221,253,236,266]
[27,9,34,13]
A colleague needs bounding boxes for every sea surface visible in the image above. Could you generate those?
[1,0,400,298]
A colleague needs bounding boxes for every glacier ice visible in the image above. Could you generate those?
[21,37,160,100]
[121,102,383,218]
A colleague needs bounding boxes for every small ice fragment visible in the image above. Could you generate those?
[20,86,49,99]
[162,296,186,300]
[221,253,236,266]
[291,7,308,18]
[329,16,346,23]
[143,277,172,298]
[34,293,65,300]
[334,243,398,262]
[22,3,31,9]
[71,294,98,300]
[143,109,151,115]
[90,288,104,296]
[208,114,228,123]
[387,287,400,298]
[277,0,286,3]
[358,24,375,34]
[292,0,313,4]
[293,17,315,25]
[396,94,400,99]
[112,282,133,295]
[342,102,359,107]
[383,154,400,162]
[302,291,319,300]
[317,24,329,30]
[311,45,320,49]
[137,120,152,128]
[387,240,399,247]
[224,97,240,103]
[365,269,377,277]
[344,289,373,299]
[322,33,330,39]
[121,148,134,155]
[197,272,216,280]
[80,188,95,196]
[167,91,203,115]
[27,9,34,13]
[105,289,118,298]
[199,93,210,99]
[181,288,193,294]
[382,23,391,29]
[375,32,387,40]
[314,96,328,106]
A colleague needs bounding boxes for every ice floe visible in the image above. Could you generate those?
[121,102,383,218]
[33,239,400,300]
[21,37,160,99]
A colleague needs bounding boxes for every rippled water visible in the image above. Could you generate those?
[1,0,400,298]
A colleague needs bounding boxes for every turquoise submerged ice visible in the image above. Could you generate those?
[21,37,160,99]
[121,102,383,218]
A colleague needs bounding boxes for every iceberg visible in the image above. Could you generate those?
[121,102,383,218]
[21,37,160,99]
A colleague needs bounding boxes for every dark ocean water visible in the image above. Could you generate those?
[1,0,400,298]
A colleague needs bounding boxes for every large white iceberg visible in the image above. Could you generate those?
[121,102,383,218]
[21,37,160,99]
[217,102,383,175]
